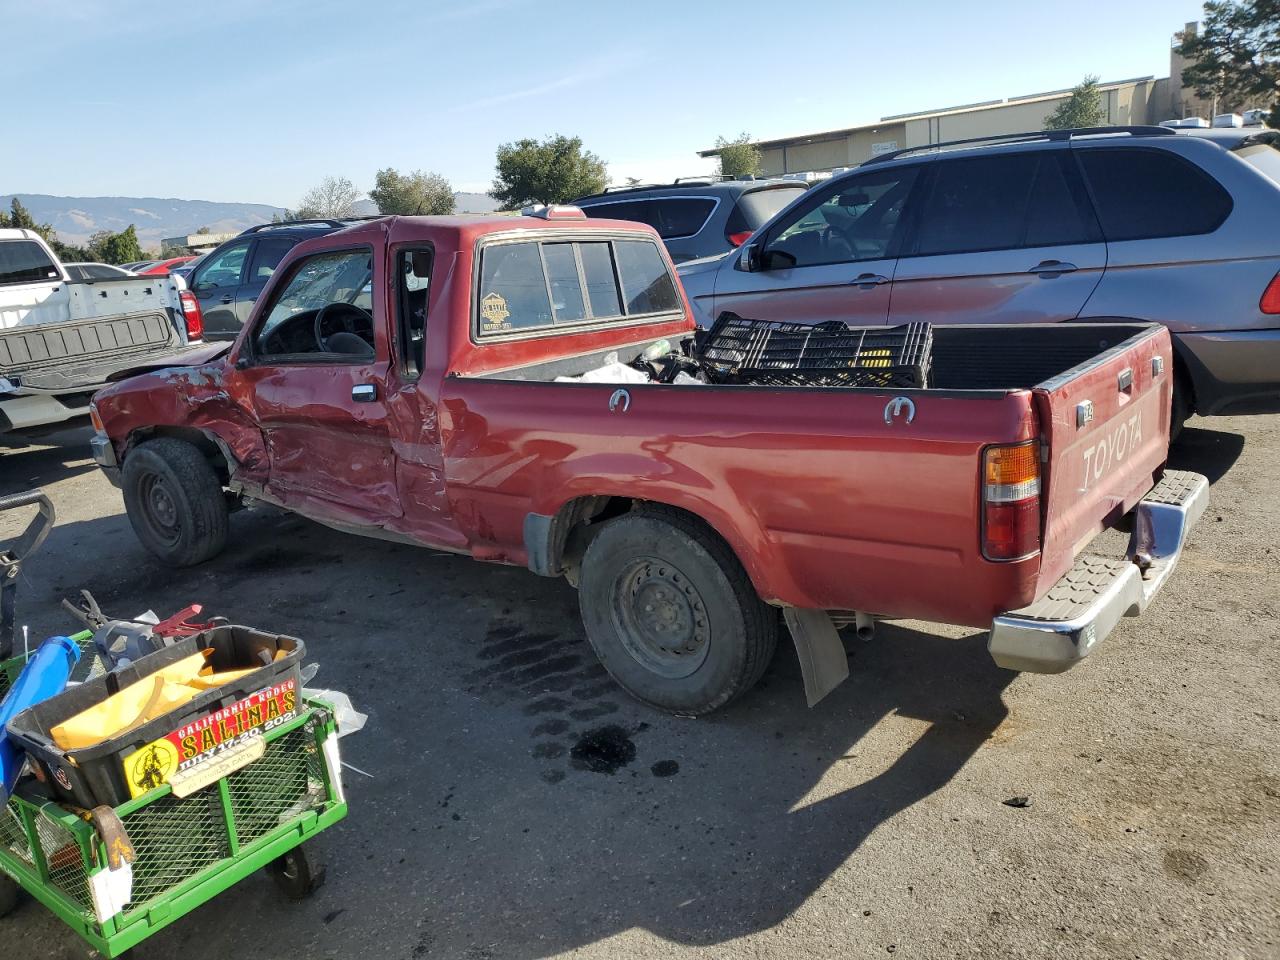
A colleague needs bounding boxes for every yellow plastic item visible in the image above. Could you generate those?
[50,649,267,751]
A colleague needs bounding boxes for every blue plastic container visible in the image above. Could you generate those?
[0,635,80,803]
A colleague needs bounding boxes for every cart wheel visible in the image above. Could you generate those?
[267,846,326,900]
[0,874,18,918]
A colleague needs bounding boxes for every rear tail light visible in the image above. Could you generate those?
[179,290,204,341]
[1261,270,1280,314]
[726,230,753,247]
[982,441,1041,561]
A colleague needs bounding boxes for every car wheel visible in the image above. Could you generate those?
[121,437,228,566]
[578,506,778,716]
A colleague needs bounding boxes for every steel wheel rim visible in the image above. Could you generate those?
[139,474,182,547]
[609,556,710,679]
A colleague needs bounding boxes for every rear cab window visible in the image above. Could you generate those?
[0,240,59,286]
[476,234,680,338]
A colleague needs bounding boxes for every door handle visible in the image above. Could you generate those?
[850,273,890,287]
[352,384,377,403]
[1028,260,1078,276]
[220,294,234,304]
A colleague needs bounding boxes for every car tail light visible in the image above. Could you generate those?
[179,290,203,340]
[1261,270,1280,314]
[982,441,1041,561]
[726,230,753,247]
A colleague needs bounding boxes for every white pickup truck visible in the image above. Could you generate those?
[0,229,204,435]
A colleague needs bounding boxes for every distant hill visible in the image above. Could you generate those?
[0,194,286,247]
[2,190,503,248]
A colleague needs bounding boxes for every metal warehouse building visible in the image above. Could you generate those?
[702,23,1216,177]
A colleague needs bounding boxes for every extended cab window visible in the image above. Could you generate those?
[477,237,678,338]
[252,248,375,360]
[396,248,432,379]
[0,240,59,286]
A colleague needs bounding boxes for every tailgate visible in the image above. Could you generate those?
[0,310,180,390]
[1034,325,1172,590]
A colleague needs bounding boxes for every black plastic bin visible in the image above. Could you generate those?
[6,625,304,808]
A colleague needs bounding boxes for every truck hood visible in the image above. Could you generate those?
[105,342,232,382]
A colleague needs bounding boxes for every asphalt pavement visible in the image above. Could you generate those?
[0,415,1276,960]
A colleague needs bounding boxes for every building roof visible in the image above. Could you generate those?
[698,75,1158,155]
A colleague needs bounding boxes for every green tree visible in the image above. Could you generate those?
[294,176,362,219]
[490,135,608,208]
[88,225,143,265]
[714,133,762,178]
[1044,75,1107,130]
[369,167,455,215]
[1176,1,1280,122]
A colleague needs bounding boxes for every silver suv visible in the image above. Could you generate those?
[678,126,1280,426]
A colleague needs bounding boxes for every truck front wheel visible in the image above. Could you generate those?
[578,507,778,716]
[121,437,228,566]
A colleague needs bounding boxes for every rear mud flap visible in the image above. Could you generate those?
[783,608,849,706]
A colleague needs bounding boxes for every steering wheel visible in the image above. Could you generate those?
[314,302,374,352]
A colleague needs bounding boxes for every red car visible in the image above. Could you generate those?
[88,211,1207,715]
[135,256,198,276]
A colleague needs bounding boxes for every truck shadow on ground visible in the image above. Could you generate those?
[1168,423,1245,485]
[7,508,1015,960]
[0,427,97,497]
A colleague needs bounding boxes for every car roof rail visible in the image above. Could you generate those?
[861,125,1177,165]
[239,218,350,235]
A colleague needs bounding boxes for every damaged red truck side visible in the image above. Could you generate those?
[89,214,1208,716]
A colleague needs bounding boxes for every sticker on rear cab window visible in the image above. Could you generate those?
[480,292,511,331]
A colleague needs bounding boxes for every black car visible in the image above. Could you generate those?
[188,220,353,340]
[572,178,809,262]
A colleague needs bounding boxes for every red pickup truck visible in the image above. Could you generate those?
[88,211,1208,715]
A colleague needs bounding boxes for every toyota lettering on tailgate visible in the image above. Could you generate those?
[1081,411,1144,492]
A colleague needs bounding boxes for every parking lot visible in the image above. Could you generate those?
[0,413,1275,960]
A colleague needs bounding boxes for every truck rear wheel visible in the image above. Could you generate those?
[578,507,778,716]
[121,437,228,566]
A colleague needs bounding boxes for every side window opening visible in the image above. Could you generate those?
[251,247,376,361]
[476,237,678,338]
[396,248,432,379]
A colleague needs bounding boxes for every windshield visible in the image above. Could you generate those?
[1234,140,1280,185]
[0,240,59,286]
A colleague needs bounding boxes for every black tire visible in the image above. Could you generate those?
[578,506,778,716]
[121,437,228,566]
[0,874,18,918]
[267,845,326,900]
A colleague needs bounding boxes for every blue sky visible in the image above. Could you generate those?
[1,0,1207,206]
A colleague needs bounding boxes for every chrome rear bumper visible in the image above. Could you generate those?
[988,469,1209,673]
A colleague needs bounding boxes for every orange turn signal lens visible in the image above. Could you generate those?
[89,404,105,434]
[984,442,1039,487]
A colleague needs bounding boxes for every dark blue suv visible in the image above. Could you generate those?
[188,220,350,340]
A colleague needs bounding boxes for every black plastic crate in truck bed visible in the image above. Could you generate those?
[697,313,932,388]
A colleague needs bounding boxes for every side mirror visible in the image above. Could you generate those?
[738,242,760,272]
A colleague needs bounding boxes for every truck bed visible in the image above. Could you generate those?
[447,322,1171,626]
